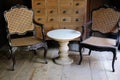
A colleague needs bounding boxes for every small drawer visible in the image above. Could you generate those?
[73,25,82,32]
[60,24,82,32]
[34,16,46,23]
[72,16,84,24]
[35,26,43,39]
[33,0,45,8]
[59,1,72,8]
[34,9,46,16]
[60,16,71,23]
[72,17,82,22]
[47,8,58,16]
[45,23,59,32]
[73,9,82,15]
[73,0,85,8]
[47,16,59,22]
[60,8,72,15]
[46,1,58,8]
[59,24,75,29]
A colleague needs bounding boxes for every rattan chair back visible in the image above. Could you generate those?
[4,7,34,34]
[92,8,120,33]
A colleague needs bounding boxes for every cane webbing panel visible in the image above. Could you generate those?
[92,8,120,33]
[82,36,116,47]
[5,8,34,33]
[11,36,41,46]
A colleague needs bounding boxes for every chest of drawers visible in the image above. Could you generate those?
[32,0,87,40]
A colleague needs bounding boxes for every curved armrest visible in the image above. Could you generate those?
[33,19,46,41]
[81,21,92,40]
[82,20,92,29]
[116,19,120,47]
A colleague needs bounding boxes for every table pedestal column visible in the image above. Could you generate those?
[55,41,73,65]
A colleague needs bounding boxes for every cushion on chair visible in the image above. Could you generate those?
[11,36,42,46]
[82,36,116,47]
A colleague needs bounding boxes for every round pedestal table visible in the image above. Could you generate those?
[47,29,81,65]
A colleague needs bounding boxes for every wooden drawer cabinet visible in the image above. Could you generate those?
[32,0,87,40]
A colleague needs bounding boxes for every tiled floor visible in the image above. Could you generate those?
[0,43,120,80]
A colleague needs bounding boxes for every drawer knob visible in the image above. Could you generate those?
[76,11,80,14]
[38,18,42,21]
[37,10,41,13]
[63,10,66,14]
[76,18,79,22]
[76,3,79,6]
[63,18,66,21]
[37,2,41,5]
[50,18,54,21]
[50,10,53,13]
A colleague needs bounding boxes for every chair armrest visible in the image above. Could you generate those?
[33,19,46,41]
[117,19,120,46]
[81,21,92,40]
[83,20,92,28]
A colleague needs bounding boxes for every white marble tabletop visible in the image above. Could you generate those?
[47,29,81,41]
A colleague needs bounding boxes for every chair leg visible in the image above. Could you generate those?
[88,49,91,55]
[8,49,12,59]
[33,50,37,55]
[112,50,116,72]
[9,48,15,71]
[43,44,48,64]
[79,47,82,65]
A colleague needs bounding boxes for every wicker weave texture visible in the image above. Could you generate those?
[5,8,34,33]
[92,8,120,33]
[82,36,116,47]
[11,36,41,46]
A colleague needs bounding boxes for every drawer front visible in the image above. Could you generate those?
[59,1,72,8]
[35,26,42,39]
[47,8,58,16]
[47,16,59,23]
[59,24,82,32]
[46,1,58,8]
[34,9,46,16]
[45,23,59,32]
[72,16,84,23]
[73,0,85,8]
[32,0,45,8]
[73,8,85,15]
[34,16,46,23]
[60,8,72,15]
[60,16,71,23]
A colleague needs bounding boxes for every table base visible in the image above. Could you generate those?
[54,57,73,65]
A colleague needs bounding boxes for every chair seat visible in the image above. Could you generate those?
[81,36,116,47]
[11,36,42,46]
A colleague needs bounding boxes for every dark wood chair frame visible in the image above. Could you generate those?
[79,5,120,72]
[4,5,48,71]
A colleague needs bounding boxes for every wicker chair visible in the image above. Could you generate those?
[79,6,120,72]
[4,5,48,71]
